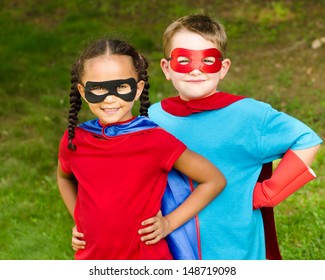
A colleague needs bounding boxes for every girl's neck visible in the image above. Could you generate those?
[98,116,137,127]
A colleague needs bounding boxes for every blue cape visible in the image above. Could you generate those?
[162,169,200,259]
[79,116,158,137]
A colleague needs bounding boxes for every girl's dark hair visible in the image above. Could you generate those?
[68,38,150,151]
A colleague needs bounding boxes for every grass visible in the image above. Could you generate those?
[0,0,324,260]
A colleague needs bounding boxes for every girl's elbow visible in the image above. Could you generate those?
[220,176,227,191]
[217,171,227,188]
[217,173,227,193]
[212,173,227,194]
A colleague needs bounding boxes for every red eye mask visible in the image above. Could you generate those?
[168,48,222,73]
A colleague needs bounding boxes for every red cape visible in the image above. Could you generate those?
[161,92,245,116]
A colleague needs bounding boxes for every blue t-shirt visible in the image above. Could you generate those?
[149,98,322,260]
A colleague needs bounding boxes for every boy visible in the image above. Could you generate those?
[148,14,322,260]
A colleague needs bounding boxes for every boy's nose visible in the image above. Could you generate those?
[189,68,203,76]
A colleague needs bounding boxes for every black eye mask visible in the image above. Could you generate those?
[84,78,138,103]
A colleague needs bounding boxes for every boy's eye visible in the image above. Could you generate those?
[202,57,216,65]
[177,56,190,65]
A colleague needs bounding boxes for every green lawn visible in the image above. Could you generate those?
[0,0,324,260]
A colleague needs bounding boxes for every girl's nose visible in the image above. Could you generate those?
[103,94,116,103]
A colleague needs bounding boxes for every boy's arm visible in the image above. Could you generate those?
[139,149,226,244]
[291,145,320,166]
[253,145,320,209]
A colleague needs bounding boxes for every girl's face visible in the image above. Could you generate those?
[160,30,230,101]
[78,54,144,125]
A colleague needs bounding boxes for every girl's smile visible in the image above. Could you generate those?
[101,107,120,114]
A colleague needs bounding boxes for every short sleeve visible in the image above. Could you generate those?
[58,130,73,174]
[260,106,322,162]
[154,129,187,171]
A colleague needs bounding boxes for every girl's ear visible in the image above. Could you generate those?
[134,80,145,101]
[160,58,171,80]
[219,58,231,80]
[77,83,87,102]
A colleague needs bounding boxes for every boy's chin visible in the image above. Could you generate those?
[179,92,216,101]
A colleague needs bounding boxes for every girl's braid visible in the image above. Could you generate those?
[67,60,82,151]
[107,39,151,117]
[138,55,150,117]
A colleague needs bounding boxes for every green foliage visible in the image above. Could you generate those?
[0,0,324,260]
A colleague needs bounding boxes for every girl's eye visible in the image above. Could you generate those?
[202,57,216,65]
[90,86,107,95]
[177,56,190,65]
[117,83,132,94]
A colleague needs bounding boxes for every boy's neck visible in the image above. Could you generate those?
[161,92,245,116]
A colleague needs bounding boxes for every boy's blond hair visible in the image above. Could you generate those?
[162,14,228,59]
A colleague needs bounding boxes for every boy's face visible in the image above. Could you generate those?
[161,30,230,101]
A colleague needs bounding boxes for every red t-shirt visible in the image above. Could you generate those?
[58,127,186,260]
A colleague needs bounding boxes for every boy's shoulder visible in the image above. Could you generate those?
[232,97,271,109]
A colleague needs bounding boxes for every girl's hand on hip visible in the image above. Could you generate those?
[71,225,86,251]
[138,210,170,245]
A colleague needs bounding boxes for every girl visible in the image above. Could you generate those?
[57,38,226,260]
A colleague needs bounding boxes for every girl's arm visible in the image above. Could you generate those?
[57,161,78,218]
[58,162,86,251]
[139,148,226,244]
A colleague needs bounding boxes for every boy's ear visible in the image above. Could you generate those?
[134,80,145,101]
[219,58,231,80]
[160,58,171,80]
